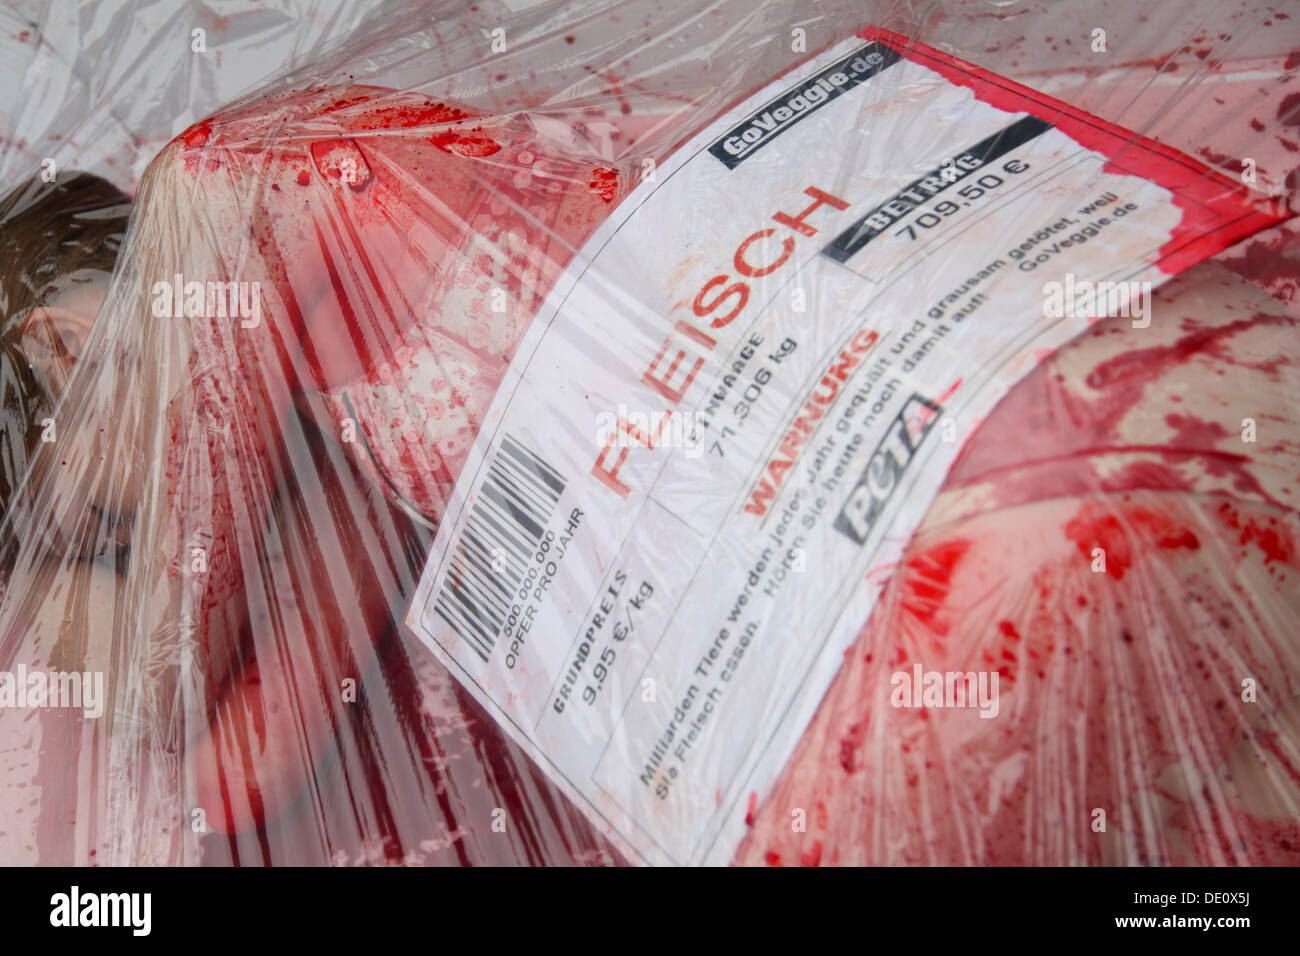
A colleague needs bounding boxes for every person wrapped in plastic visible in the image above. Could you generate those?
[1,1,1297,867]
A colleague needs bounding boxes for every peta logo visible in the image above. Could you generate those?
[50,886,151,936]
[834,393,941,544]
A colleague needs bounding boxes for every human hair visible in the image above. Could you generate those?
[0,172,131,520]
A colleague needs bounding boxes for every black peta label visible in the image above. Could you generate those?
[834,393,942,545]
[708,42,900,170]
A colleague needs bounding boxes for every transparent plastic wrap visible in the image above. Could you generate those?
[0,0,1296,867]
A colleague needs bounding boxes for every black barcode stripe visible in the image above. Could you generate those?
[454,537,512,616]
[445,564,500,636]
[494,447,557,510]
[498,454,563,529]
[435,575,496,660]
[455,517,510,582]
[462,523,523,590]
[488,459,550,523]
[490,457,557,542]
[431,435,567,661]
[472,497,532,566]
[435,599,493,661]
[503,434,566,497]
[482,483,544,543]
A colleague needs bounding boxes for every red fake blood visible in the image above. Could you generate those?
[1258,730,1300,789]
[800,840,824,867]
[1198,147,1242,174]
[899,538,971,634]
[1086,319,1258,394]
[1180,798,1300,865]
[1164,412,1228,445]
[1064,501,1201,581]
[309,139,372,191]
[431,129,501,158]
[947,309,1292,512]
[181,120,212,149]
[839,719,867,774]
[588,166,619,202]
[1279,93,1300,129]
[320,95,502,157]
[1219,226,1300,303]
[1216,503,1298,565]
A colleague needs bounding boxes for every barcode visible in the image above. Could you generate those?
[431,435,567,661]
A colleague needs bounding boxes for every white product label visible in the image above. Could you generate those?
[406,34,1271,864]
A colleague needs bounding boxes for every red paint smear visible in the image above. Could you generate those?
[839,719,866,774]
[588,166,619,203]
[744,790,758,826]
[859,28,1290,277]
[324,96,466,129]
[1220,225,1300,303]
[313,91,503,156]
[935,377,963,406]
[1198,147,1245,175]
[1164,412,1228,445]
[1258,730,1300,788]
[431,129,501,158]
[1279,92,1300,129]
[800,840,824,867]
[310,139,372,191]
[1217,502,1298,565]
[1064,500,1200,581]
[946,311,1292,510]
[1180,798,1300,865]
[181,120,212,149]
[899,538,971,634]
[1084,315,1280,403]
[596,69,633,116]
